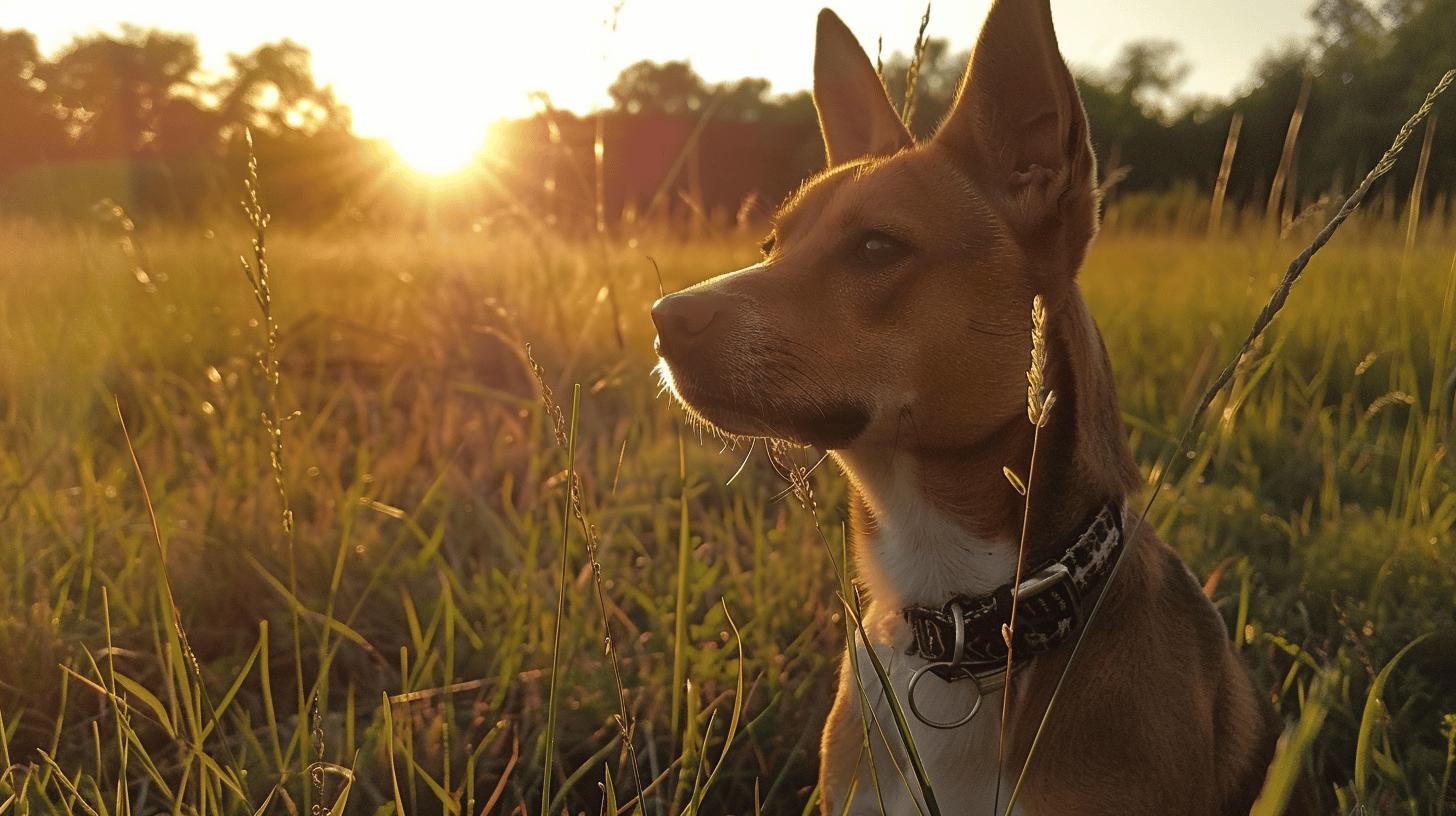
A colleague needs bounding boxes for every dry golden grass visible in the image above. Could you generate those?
[0,182,1454,813]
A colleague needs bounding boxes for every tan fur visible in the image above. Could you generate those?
[651,2,1314,812]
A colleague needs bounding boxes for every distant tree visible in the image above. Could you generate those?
[607,59,814,127]
[217,40,350,135]
[39,26,202,160]
[5,0,1456,225]
[1065,39,1195,194]
[609,60,710,116]
[0,30,66,179]
[1106,40,1190,115]
[767,90,817,125]
[1303,0,1456,205]
[1312,0,1387,56]
[3,27,359,219]
[715,76,771,121]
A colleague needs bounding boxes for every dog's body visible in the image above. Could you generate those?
[652,2,1311,813]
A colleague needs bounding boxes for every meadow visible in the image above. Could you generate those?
[1,185,1455,815]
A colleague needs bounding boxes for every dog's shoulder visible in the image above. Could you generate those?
[1126,525,1311,814]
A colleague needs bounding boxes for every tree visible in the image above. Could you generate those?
[1106,40,1190,116]
[217,40,350,135]
[39,26,202,159]
[0,30,67,179]
[609,60,710,116]
[715,77,771,121]
[607,59,811,125]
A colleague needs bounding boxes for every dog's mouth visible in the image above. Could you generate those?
[654,357,870,449]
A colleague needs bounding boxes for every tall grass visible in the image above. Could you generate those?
[1266,74,1312,233]
[0,208,1452,812]
[1,113,1456,814]
[1209,112,1244,238]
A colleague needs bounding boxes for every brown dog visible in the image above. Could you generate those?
[652,2,1306,813]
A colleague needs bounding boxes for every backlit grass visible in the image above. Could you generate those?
[0,210,1454,813]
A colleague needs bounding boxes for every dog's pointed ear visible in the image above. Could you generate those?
[813,8,912,166]
[934,0,1097,264]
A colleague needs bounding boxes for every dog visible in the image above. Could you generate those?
[652,2,1310,813]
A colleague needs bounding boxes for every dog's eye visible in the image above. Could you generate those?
[854,231,908,267]
[759,233,776,258]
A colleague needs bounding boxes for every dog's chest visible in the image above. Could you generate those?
[850,623,1025,815]
[837,450,1026,813]
[842,449,1018,608]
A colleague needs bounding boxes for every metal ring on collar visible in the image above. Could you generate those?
[906,601,982,729]
[948,600,967,666]
[907,662,984,729]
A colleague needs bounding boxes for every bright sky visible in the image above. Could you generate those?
[2,0,1315,173]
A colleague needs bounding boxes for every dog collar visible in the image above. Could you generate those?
[901,501,1125,688]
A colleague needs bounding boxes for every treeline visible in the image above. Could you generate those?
[1,0,1454,229]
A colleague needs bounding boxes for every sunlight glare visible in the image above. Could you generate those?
[329,4,565,178]
[386,110,486,176]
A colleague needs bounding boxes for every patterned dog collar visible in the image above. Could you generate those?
[901,502,1125,684]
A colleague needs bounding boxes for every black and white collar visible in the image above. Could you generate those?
[902,501,1125,686]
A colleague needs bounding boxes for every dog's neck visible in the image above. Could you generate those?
[835,289,1140,611]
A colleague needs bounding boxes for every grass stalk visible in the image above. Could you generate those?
[1437,714,1456,816]
[840,594,942,816]
[670,428,692,745]
[643,94,724,223]
[900,3,932,128]
[1266,74,1312,233]
[994,294,1056,812]
[594,107,626,350]
[528,344,647,803]
[1404,111,1437,265]
[1250,669,1334,816]
[540,381,582,812]
[767,444,927,814]
[686,600,746,812]
[237,129,309,797]
[1353,633,1431,804]
[1209,112,1243,237]
[839,532,890,816]
[114,397,252,810]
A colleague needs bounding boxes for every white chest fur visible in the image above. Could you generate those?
[836,447,1018,607]
[831,448,1025,814]
[842,617,1025,816]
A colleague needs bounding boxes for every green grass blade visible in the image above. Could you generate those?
[542,382,582,812]
[671,427,691,743]
[1251,668,1335,816]
[840,594,941,816]
[1354,633,1430,803]
[690,599,745,810]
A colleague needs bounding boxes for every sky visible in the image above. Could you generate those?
[2,0,1316,171]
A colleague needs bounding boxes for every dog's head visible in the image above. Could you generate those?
[653,0,1098,451]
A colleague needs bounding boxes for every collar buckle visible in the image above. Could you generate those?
[1006,561,1080,653]
[1017,561,1074,600]
[902,502,1121,681]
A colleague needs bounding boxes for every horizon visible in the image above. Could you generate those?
[4,0,1316,173]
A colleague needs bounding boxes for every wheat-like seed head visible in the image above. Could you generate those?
[1027,295,1057,427]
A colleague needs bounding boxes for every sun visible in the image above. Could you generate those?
[326,14,549,178]
[387,121,485,177]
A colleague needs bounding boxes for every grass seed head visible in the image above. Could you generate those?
[1027,295,1057,428]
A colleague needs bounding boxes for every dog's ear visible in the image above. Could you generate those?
[813,8,912,166]
[934,0,1097,268]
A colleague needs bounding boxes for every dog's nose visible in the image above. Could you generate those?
[652,291,722,352]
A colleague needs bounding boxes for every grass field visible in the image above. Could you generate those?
[1,199,1455,814]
